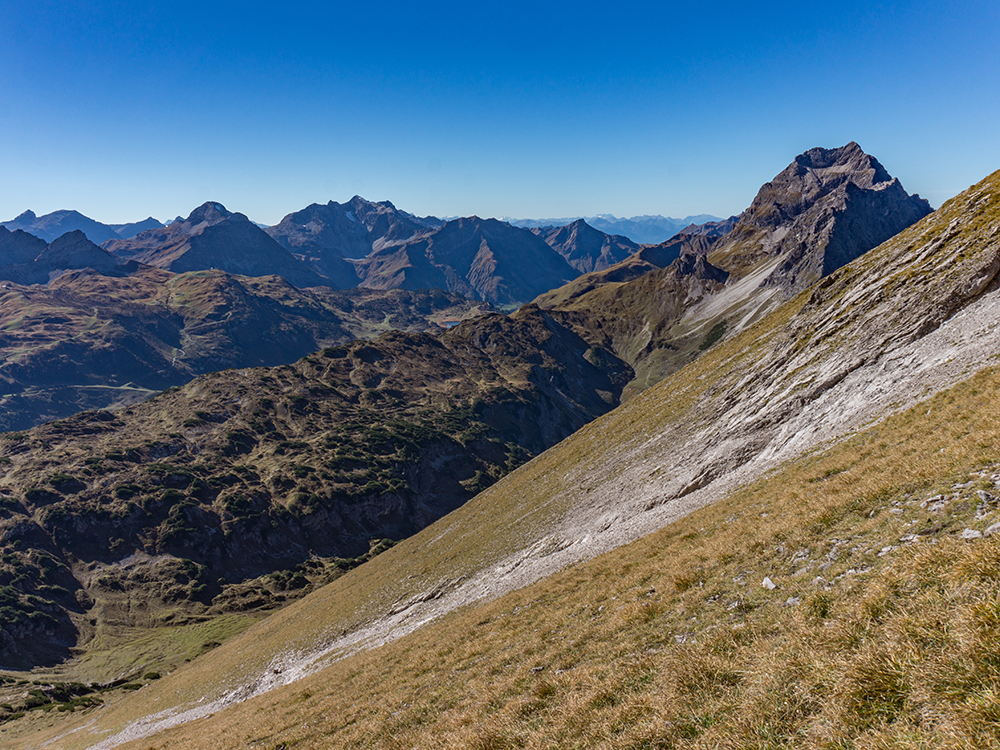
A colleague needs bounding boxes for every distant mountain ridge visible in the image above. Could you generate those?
[531,219,640,273]
[2,209,164,244]
[103,202,326,289]
[0,227,130,285]
[354,216,580,306]
[506,212,722,243]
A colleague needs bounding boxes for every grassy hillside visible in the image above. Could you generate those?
[7,358,1000,748]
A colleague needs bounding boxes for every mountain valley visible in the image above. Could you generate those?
[1,146,999,749]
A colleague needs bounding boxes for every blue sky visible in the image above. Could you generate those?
[2,1,998,225]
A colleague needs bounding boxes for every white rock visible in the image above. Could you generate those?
[762,577,777,590]
[962,528,983,540]
[984,522,1000,537]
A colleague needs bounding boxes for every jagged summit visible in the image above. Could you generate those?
[740,142,917,232]
[718,142,932,286]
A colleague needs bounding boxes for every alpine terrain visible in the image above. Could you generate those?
[1,146,998,750]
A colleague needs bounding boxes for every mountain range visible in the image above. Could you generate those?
[0,200,653,431]
[2,210,164,244]
[3,143,994,750]
[506,212,723,244]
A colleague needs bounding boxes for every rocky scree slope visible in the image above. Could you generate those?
[0,304,630,668]
[538,142,932,392]
[54,166,1000,749]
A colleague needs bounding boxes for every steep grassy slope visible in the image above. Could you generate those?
[55,366,1000,750]
[13,168,997,748]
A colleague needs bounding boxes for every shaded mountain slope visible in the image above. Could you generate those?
[104,203,324,289]
[0,305,630,668]
[265,196,441,287]
[30,166,1000,750]
[0,230,129,286]
[539,143,932,392]
[0,268,491,431]
[355,217,579,306]
[0,226,47,265]
[532,219,640,273]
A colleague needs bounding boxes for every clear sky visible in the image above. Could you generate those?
[2,1,998,226]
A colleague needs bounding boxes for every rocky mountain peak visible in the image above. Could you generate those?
[742,142,910,231]
[347,195,397,212]
[46,229,90,252]
[716,143,931,286]
[183,201,235,230]
[12,209,37,223]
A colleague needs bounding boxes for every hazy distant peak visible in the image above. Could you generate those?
[12,209,37,223]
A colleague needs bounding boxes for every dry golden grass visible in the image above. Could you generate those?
[77,362,1000,750]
